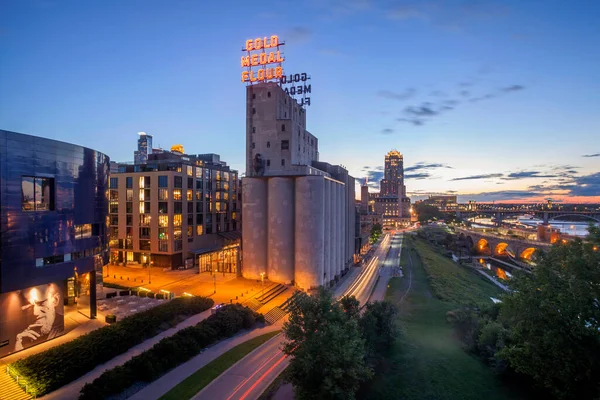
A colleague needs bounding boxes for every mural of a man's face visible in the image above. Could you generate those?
[25,285,60,334]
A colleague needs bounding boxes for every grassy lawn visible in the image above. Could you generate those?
[159,331,281,400]
[361,237,525,400]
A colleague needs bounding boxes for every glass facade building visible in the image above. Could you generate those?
[0,130,109,357]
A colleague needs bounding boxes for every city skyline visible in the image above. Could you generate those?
[1,0,599,203]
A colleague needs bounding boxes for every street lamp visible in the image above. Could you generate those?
[213,273,216,294]
[260,272,265,297]
[143,255,151,284]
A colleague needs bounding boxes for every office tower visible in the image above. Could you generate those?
[134,132,153,164]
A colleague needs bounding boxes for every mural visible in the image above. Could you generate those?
[0,283,64,357]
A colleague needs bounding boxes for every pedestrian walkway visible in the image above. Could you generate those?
[0,367,31,400]
[128,322,285,400]
[477,270,509,291]
[39,309,213,400]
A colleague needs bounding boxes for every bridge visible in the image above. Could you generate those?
[442,207,600,226]
[455,228,552,261]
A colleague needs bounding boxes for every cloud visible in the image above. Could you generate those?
[404,104,438,116]
[430,90,446,97]
[377,88,416,101]
[451,173,504,181]
[502,85,524,92]
[381,128,394,134]
[405,172,431,180]
[503,170,559,180]
[405,162,453,172]
[469,84,525,103]
[460,90,470,97]
[397,118,424,126]
[561,172,600,197]
[583,153,600,158]
[286,27,312,43]
[387,5,424,20]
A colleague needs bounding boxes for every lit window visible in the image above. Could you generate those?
[173,189,182,200]
[174,214,182,227]
[187,166,193,176]
[196,225,203,236]
[158,188,168,200]
[139,176,145,188]
[187,190,193,201]
[158,215,169,227]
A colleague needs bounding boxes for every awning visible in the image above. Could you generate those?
[218,230,242,242]
[188,246,221,255]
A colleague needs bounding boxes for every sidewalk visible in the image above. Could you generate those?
[39,309,213,400]
[129,322,285,400]
[477,270,509,292]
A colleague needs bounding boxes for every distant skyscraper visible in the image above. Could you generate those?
[134,132,153,164]
[380,150,403,196]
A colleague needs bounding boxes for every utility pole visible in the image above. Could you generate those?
[260,272,265,297]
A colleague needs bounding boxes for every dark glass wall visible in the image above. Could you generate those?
[0,130,109,293]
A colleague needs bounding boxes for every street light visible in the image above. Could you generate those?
[213,273,216,294]
[260,272,265,297]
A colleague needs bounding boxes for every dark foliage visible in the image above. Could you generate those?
[79,304,263,400]
[10,296,214,396]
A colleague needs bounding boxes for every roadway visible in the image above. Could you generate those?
[194,233,399,400]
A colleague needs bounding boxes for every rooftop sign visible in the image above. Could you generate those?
[240,35,285,83]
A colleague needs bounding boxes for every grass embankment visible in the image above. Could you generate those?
[361,237,523,400]
[159,331,280,400]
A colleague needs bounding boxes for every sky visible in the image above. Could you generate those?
[1,0,599,203]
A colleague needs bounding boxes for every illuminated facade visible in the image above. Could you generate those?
[242,83,356,291]
[0,130,109,357]
[111,148,240,271]
[374,150,411,228]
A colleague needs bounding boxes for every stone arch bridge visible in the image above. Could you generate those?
[456,228,552,260]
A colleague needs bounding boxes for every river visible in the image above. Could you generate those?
[469,216,597,237]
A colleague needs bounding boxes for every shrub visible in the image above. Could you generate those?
[147,292,155,299]
[79,304,262,400]
[9,296,214,397]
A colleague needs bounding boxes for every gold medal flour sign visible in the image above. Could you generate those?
[240,35,285,83]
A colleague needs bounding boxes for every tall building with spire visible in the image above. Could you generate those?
[373,150,411,227]
[380,150,404,196]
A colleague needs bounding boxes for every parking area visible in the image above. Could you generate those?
[97,295,165,320]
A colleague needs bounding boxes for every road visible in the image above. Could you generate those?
[194,233,400,400]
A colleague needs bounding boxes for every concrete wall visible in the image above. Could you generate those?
[267,177,295,284]
[294,176,325,290]
[241,178,268,280]
[324,179,332,285]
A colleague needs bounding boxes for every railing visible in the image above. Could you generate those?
[6,365,36,398]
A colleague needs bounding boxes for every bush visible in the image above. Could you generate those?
[9,296,214,397]
[79,304,262,400]
[147,292,155,299]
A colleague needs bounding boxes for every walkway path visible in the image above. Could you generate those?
[40,309,213,400]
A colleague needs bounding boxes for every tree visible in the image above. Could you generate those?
[359,301,399,363]
[413,202,442,223]
[370,223,383,244]
[282,289,372,400]
[498,230,600,399]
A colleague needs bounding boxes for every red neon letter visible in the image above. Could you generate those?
[241,56,250,67]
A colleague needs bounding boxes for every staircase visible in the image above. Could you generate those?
[244,297,264,311]
[255,284,288,304]
[0,368,32,400]
[262,291,301,325]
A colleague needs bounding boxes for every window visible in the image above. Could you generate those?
[196,202,203,213]
[252,127,256,133]
[110,215,119,225]
[75,224,92,239]
[281,124,285,132]
[252,93,256,99]
[187,189,193,201]
[36,255,66,268]
[159,215,169,227]
[196,213,203,225]
[196,190,201,200]
[126,202,133,214]
[158,202,168,213]
[267,141,270,148]
[139,240,151,251]
[174,227,182,240]
[187,202,193,213]
[174,214,182,227]
[174,240,183,251]
[139,214,151,226]
[126,215,133,226]
[252,142,255,149]
[109,177,118,189]
[267,91,271,97]
[158,175,168,187]
[196,225,203,236]
[174,202,183,214]
[159,241,168,252]
[140,227,151,238]
[281,159,285,166]
[266,159,271,167]
[22,177,55,211]
[126,177,133,188]
[252,108,256,114]
[158,188,168,200]
[281,140,289,150]
[173,189,182,200]
[110,201,119,214]
[126,189,133,201]
[110,190,118,201]
[187,166,193,176]
[139,176,145,188]
[187,226,193,241]
[174,176,182,188]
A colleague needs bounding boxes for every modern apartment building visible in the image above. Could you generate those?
[0,130,109,357]
[242,82,356,291]
[110,149,240,272]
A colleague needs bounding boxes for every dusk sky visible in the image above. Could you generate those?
[1,0,599,203]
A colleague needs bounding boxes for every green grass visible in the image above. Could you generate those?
[361,237,527,400]
[412,238,502,306]
[159,331,281,400]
